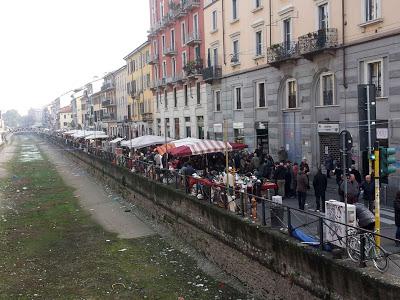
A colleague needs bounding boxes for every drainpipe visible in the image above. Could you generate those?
[269,0,272,47]
[342,0,347,89]
[222,0,226,65]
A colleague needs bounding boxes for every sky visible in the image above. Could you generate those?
[0,0,149,115]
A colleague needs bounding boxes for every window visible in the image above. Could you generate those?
[366,60,383,97]
[286,79,297,109]
[184,84,188,106]
[193,13,199,35]
[160,0,164,18]
[234,128,244,144]
[254,0,261,9]
[197,116,204,139]
[185,117,191,137]
[164,90,168,108]
[165,118,170,138]
[232,40,239,63]
[182,51,187,67]
[283,18,291,48]
[365,0,380,22]
[194,45,201,60]
[318,3,329,30]
[162,35,166,55]
[214,90,221,111]
[171,29,175,50]
[171,58,176,77]
[181,22,186,45]
[234,86,242,110]
[255,31,263,56]
[174,118,180,139]
[320,73,335,106]
[232,0,238,20]
[212,10,218,31]
[212,47,219,66]
[257,82,266,107]
[162,61,167,78]
[156,92,159,110]
[196,82,201,105]
[174,87,177,108]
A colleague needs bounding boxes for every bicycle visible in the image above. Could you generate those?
[346,230,389,272]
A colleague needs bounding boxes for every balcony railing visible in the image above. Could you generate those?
[183,58,203,78]
[186,32,202,46]
[102,100,116,107]
[184,0,201,11]
[142,112,153,122]
[230,53,240,65]
[298,28,338,56]
[148,54,159,65]
[202,66,222,83]
[267,41,299,66]
[102,113,116,121]
[163,46,177,56]
[101,82,114,91]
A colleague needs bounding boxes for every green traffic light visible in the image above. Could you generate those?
[380,147,397,176]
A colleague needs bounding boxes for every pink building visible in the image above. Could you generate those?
[148,0,207,139]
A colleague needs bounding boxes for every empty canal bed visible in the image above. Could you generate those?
[0,136,248,299]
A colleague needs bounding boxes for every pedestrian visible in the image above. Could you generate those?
[251,153,260,171]
[394,191,400,247]
[292,162,299,198]
[300,157,310,189]
[284,161,292,198]
[312,169,327,212]
[355,203,375,231]
[274,161,287,197]
[278,146,288,162]
[296,168,308,210]
[333,163,343,186]
[340,174,359,204]
[360,175,375,212]
[350,165,362,184]
[324,154,334,178]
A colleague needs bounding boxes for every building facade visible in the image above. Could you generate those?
[148,0,207,139]
[202,0,400,189]
[114,65,129,137]
[101,72,118,136]
[58,105,73,130]
[124,41,153,138]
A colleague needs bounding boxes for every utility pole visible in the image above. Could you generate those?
[373,147,381,248]
[366,87,372,174]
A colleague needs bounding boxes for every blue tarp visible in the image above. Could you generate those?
[290,226,332,252]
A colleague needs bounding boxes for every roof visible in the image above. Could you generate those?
[123,40,150,60]
[59,106,72,113]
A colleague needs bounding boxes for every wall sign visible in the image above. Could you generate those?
[318,123,340,133]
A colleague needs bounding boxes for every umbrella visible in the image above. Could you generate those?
[155,137,202,155]
[170,140,247,157]
[121,135,173,149]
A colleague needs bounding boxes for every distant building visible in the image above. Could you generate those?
[58,106,73,130]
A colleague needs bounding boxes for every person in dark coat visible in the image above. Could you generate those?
[312,169,327,212]
[333,164,343,186]
[360,175,375,212]
[296,168,308,210]
[274,162,287,197]
[350,166,362,184]
[355,203,375,231]
[394,191,400,246]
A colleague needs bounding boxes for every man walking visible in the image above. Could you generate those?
[312,169,327,212]
[297,168,308,210]
[274,161,287,197]
[360,175,375,212]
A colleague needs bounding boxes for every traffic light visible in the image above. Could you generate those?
[380,147,397,176]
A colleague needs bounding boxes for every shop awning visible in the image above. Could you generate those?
[110,137,125,144]
[121,135,173,149]
[155,137,202,155]
[170,140,247,157]
[84,134,109,140]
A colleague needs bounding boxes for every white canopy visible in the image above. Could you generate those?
[64,130,79,135]
[72,131,105,139]
[121,135,173,149]
[84,134,109,140]
[110,137,125,144]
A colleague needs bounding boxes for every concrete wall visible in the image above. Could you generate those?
[50,137,400,300]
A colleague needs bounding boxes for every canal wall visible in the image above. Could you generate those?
[50,137,400,300]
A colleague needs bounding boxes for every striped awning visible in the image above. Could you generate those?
[170,140,247,157]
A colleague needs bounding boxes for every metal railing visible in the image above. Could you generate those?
[267,41,299,65]
[202,66,222,82]
[298,28,338,55]
[43,133,400,275]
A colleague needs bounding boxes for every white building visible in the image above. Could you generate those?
[58,106,73,130]
[114,65,128,137]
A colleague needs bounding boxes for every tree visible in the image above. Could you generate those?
[3,110,21,128]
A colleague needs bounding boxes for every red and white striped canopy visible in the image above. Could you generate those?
[170,140,247,157]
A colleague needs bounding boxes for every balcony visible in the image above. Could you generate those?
[172,71,184,84]
[163,46,177,56]
[101,82,114,91]
[298,28,338,59]
[148,54,159,65]
[230,53,240,66]
[102,113,116,121]
[186,32,202,46]
[183,58,203,79]
[184,0,201,11]
[267,41,299,67]
[102,100,116,107]
[202,66,222,83]
[142,112,154,123]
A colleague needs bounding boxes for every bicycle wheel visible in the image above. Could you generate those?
[372,247,389,272]
[347,235,361,262]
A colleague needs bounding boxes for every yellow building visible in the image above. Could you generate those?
[124,41,153,137]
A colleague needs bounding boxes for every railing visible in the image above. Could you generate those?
[148,54,159,65]
[102,113,116,121]
[101,100,116,107]
[202,66,222,82]
[298,28,338,55]
[141,112,153,122]
[267,41,299,65]
[101,83,114,91]
[43,133,400,276]
[183,58,203,77]
[163,47,177,56]
[186,32,202,46]
[184,0,200,10]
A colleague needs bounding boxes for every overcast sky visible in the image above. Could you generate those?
[0,0,149,115]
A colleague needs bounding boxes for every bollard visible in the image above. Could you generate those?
[241,191,245,217]
[287,208,292,236]
[262,198,266,226]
